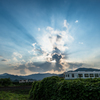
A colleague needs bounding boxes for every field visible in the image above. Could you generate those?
[1,77,100,100]
[0,89,30,100]
[0,78,33,100]
[0,86,32,100]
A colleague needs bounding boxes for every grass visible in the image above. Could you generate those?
[0,89,30,100]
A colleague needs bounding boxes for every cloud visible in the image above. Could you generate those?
[14,20,74,74]
[56,35,62,41]
[13,57,18,61]
[64,20,69,28]
[38,28,40,31]
[79,42,83,44]
[67,62,87,71]
[46,26,54,31]
[52,47,61,54]
[0,55,2,58]
[13,60,65,74]
[27,20,74,70]
[13,52,22,58]
[20,69,26,74]
[14,65,26,74]
[1,59,7,61]
[7,64,12,66]
[52,54,62,63]
[15,64,26,70]
[75,20,78,23]
[32,43,36,47]
[13,60,89,74]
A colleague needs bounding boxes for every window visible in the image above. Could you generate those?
[66,74,69,77]
[68,74,69,77]
[78,74,83,77]
[85,74,89,77]
[95,74,99,77]
[90,74,94,77]
[72,74,74,77]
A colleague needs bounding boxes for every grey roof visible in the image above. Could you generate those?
[65,71,100,74]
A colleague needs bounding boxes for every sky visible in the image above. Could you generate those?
[0,0,100,75]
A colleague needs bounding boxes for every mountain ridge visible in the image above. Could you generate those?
[1,67,100,81]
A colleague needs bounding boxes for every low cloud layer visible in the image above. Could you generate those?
[1,59,7,61]
[14,61,64,74]
[12,61,88,75]
[68,62,85,69]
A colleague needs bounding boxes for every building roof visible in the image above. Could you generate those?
[65,71,100,74]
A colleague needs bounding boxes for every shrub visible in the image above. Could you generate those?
[29,76,61,100]
[0,78,12,86]
[29,77,100,100]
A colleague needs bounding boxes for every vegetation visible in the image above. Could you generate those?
[0,90,29,100]
[0,78,33,87]
[0,78,12,87]
[12,82,33,86]
[1,77,100,100]
[29,76,100,100]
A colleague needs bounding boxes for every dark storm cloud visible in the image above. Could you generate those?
[52,47,60,54]
[32,61,64,71]
[14,61,64,74]
[52,54,62,63]
[20,69,26,74]
[56,35,62,41]
[51,46,63,64]
[1,59,7,61]
[14,64,26,70]
[49,33,67,63]
[29,61,64,72]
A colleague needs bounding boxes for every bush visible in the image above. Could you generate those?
[0,78,12,86]
[29,77,100,100]
[29,76,61,100]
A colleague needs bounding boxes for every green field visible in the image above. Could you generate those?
[0,90,30,100]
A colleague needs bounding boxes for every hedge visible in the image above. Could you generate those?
[29,76,100,100]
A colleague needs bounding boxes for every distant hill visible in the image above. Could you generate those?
[0,73,26,81]
[22,73,58,80]
[68,67,100,72]
[0,73,59,81]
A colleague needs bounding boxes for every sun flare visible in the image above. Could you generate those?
[51,60,56,63]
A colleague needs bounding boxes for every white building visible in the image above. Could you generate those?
[19,79,36,83]
[19,79,28,83]
[64,71,100,79]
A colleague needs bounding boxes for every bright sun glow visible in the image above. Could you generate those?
[51,60,56,63]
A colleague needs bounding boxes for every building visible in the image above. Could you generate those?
[19,79,28,83]
[64,71,100,79]
[19,79,36,83]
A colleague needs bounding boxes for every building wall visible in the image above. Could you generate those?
[65,72,100,79]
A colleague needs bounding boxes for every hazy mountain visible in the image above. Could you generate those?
[68,67,100,72]
[0,73,59,81]
[22,73,58,80]
[1,67,99,81]
[0,73,25,81]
